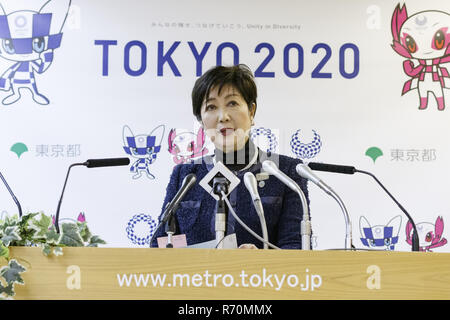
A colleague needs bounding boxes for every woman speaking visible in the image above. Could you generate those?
[151,64,310,249]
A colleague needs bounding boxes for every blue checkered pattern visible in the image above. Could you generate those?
[2,53,53,81]
[123,136,162,156]
[0,14,63,54]
[360,226,399,250]
[290,129,322,159]
[126,214,157,246]
[250,127,278,153]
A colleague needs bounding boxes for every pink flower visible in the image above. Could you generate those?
[77,212,86,223]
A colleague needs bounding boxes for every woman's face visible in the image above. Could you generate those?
[200,84,255,153]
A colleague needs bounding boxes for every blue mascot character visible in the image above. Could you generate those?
[360,215,402,251]
[0,0,71,105]
[122,125,165,180]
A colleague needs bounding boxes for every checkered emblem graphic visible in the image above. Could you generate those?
[0,1,71,105]
[250,127,278,153]
[360,215,402,251]
[290,129,322,159]
[122,124,165,180]
[126,214,157,246]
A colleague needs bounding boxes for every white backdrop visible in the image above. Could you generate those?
[0,0,449,252]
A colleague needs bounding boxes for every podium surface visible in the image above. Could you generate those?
[3,247,450,300]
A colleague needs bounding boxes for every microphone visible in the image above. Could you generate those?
[244,172,268,249]
[262,160,303,193]
[54,157,130,233]
[199,162,279,249]
[244,172,261,203]
[262,160,311,250]
[149,173,197,247]
[307,161,420,252]
[85,158,130,168]
[296,164,353,250]
[199,161,240,200]
[160,173,197,224]
[0,170,23,218]
[308,162,356,175]
[199,161,240,248]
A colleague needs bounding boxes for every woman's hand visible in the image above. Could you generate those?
[238,243,258,249]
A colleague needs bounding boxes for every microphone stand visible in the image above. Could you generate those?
[149,202,170,247]
[355,169,420,252]
[262,160,311,250]
[213,177,229,249]
[297,164,354,250]
[297,189,311,251]
[244,172,269,249]
[55,162,87,233]
[164,215,177,248]
[254,201,269,249]
[328,191,353,250]
[0,171,22,218]
[55,157,130,234]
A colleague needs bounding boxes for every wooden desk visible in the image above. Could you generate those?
[3,247,450,300]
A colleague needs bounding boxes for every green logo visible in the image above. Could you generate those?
[365,147,383,163]
[10,142,28,158]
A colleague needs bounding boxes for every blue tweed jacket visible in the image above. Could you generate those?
[150,151,310,249]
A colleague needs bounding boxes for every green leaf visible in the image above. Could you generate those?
[52,247,63,256]
[0,259,26,285]
[30,214,52,239]
[45,225,61,245]
[0,215,18,236]
[88,235,106,247]
[0,243,9,260]
[1,226,21,247]
[58,223,84,247]
[3,215,19,228]
[42,244,51,256]
[14,213,39,245]
[19,213,39,229]
[0,282,15,297]
[77,222,92,243]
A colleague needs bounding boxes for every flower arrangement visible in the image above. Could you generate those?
[0,212,105,299]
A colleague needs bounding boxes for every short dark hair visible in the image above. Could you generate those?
[192,64,257,121]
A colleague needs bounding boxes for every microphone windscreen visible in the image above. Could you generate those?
[198,161,240,201]
[85,158,130,168]
[308,162,356,175]
[182,173,197,189]
[244,172,260,202]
